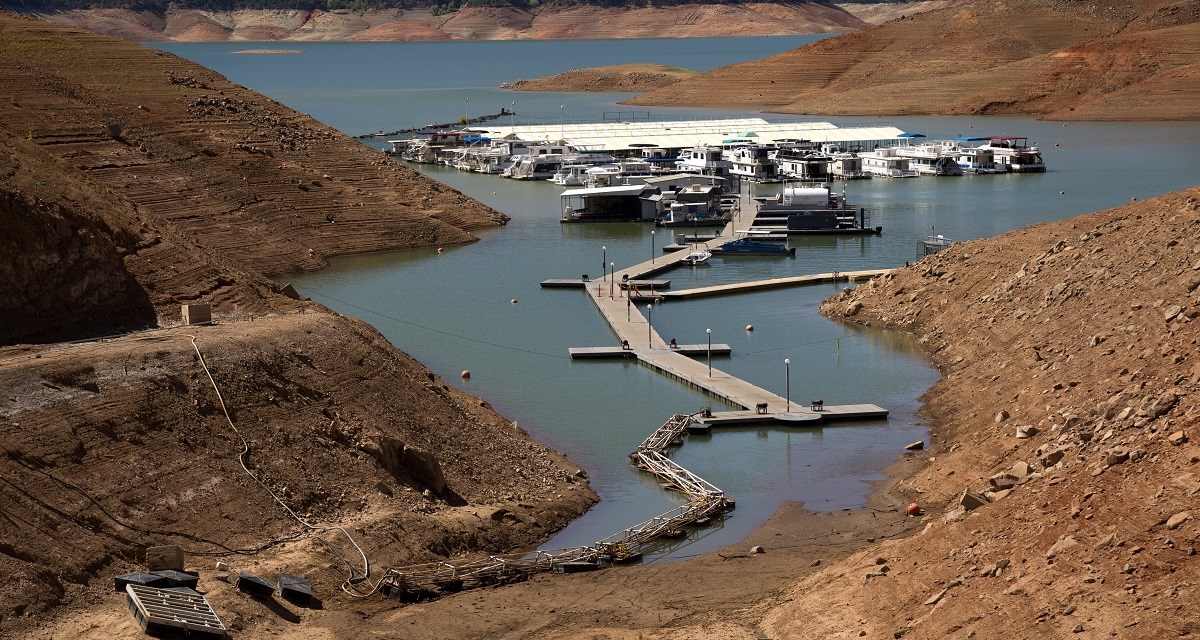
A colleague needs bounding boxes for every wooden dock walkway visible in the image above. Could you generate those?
[577,202,889,416]
[660,269,892,300]
[370,196,897,603]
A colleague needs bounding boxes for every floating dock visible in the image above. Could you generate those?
[660,269,891,300]
[569,344,732,359]
[374,197,897,602]
[564,200,890,419]
[541,278,670,289]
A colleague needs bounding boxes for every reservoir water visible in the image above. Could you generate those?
[155,38,1200,557]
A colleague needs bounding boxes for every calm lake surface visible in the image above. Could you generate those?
[156,39,1200,557]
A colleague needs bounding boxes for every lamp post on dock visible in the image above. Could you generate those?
[647,303,653,348]
[610,262,615,299]
[706,328,712,377]
[602,245,606,272]
[784,358,791,412]
[650,230,656,263]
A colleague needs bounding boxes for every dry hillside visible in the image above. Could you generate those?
[0,13,596,637]
[626,0,1200,120]
[796,187,1200,638]
[504,63,699,92]
[24,2,865,42]
[0,11,506,343]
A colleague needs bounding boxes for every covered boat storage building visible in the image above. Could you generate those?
[471,118,908,153]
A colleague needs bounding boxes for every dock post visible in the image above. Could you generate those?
[647,303,653,348]
[784,358,791,412]
[706,328,712,377]
[651,230,656,263]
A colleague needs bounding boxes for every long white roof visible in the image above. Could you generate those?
[471,118,907,152]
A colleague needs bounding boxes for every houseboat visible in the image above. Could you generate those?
[894,143,964,176]
[676,146,737,186]
[981,136,1046,173]
[750,183,881,235]
[857,147,919,178]
[727,145,780,183]
[944,137,1003,174]
[775,151,832,182]
[560,183,658,223]
[584,159,659,187]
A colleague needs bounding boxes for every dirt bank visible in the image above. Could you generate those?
[504,64,698,93]
[26,2,865,42]
[799,186,1200,638]
[0,12,506,343]
[626,0,1200,121]
[0,13,594,637]
[0,314,597,637]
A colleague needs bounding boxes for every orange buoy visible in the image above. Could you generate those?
[745,324,754,332]
[906,503,923,517]
[460,370,471,379]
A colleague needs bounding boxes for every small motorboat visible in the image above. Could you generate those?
[680,250,712,265]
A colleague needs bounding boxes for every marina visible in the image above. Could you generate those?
[168,37,1200,562]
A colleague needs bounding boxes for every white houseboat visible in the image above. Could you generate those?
[981,136,1046,173]
[726,145,780,183]
[857,147,919,178]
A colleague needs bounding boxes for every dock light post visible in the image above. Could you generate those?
[627,297,631,322]
[602,245,606,272]
[651,230,656,263]
[706,328,712,377]
[510,101,515,129]
[647,303,653,348]
[784,358,791,412]
[610,262,615,299]
[464,96,469,123]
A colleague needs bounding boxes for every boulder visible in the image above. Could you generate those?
[960,488,990,511]
[989,473,1018,491]
[1166,511,1191,530]
[1037,446,1066,468]
[1046,535,1079,559]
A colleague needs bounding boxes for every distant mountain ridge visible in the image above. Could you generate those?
[622,0,1200,120]
[4,0,871,40]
